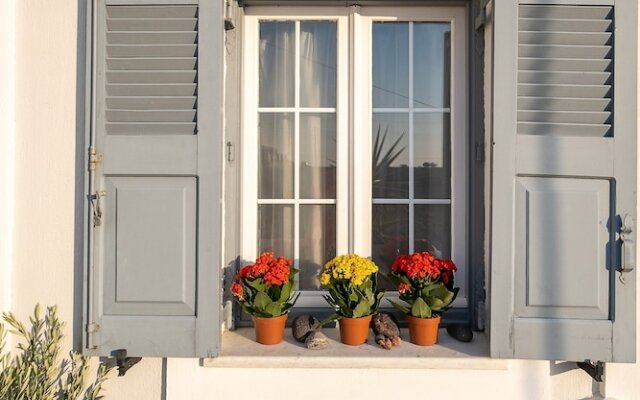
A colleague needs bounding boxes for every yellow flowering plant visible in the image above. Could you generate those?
[320,254,385,318]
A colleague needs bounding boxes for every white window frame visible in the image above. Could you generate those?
[353,7,469,306]
[242,6,468,308]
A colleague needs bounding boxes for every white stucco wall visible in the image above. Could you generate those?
[0,1,637,399]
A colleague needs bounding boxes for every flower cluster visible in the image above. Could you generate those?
[388,251,458,319]
[391,252,457,286]
[320,254,384,318]
[320,254,379,287]
[237,252,291,287]
[230,252,299,317]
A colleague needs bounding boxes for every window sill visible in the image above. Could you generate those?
[203,328,507,370]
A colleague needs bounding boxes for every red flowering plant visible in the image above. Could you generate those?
[388,252,459,319]
[230,252,300,317]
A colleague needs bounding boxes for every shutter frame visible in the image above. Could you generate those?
[491,0,637,362]
[83,0,223,358]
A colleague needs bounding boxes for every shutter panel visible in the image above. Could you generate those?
[491,1,637,362]
[85,0,223,357]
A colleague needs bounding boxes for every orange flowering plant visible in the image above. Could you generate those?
[388,252,458,319]
[230,252,300,317]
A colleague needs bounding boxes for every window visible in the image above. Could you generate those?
[242,7,468,309]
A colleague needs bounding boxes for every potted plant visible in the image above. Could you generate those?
[231,252,300,345]
[320,254,385,345]
[388,252,458,346]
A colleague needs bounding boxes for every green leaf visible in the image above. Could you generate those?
[411,297,431,318]
[422,283,440,297]
[387,299,410,314]
[245,278,266,293]
[253,292,271,312]
[352,300,371,318]
[279,281,293,302]
[441,290,454,307]
[264,302,282,317]
[289,267,299,279]
[426,296,444,311]
[348,288,359,303]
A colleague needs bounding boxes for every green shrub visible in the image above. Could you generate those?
[0,305,111,400]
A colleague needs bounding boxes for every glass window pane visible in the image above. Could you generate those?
[260,22,295,107]
[372,113,409,199]
[299,205,336,290]
[259,113,294,199]
[373,22,409,108]
[414,112,451,199]
[258,204,294,261]
[415,204,451,259]
[300,113,336,199]
[300,21,337,108]
[372,204,409,289]
[413,23,451,109]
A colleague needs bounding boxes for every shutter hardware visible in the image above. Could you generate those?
[577,361,604,383]
[89,191,106,227]
[88,146,102,171]
[112,349,142,377]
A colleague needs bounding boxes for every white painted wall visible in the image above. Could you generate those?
[0,2,637,399]
[0,0,15,319]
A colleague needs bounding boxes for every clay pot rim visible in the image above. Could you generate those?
[406,314,442,320]
[251,313,289,320]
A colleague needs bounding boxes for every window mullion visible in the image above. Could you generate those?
[408,21,415,254]
[294,21,301,281]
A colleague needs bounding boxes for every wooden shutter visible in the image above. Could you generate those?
[491,1,637,362]
[84,0,223,357]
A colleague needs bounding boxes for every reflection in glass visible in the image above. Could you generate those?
[372,205,409,289]
[259,22,295,107]
[372,113,409,198]
[373,23,409,108]
[413,23,451,108]
[258,204,294,261]
[300,21,337,108]
[300,113,336,199]
[299,205,336,289]
[259,113,294,199]
[415,205,451,259]
[414,113,451,199]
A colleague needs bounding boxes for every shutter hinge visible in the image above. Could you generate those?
[86,322,100,333]
[88,146,102,171]
[226,141,235,162]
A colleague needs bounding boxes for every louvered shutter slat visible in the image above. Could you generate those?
[107,71,197,83]
[106,83,197,96]
[517,5,613,137]
[107,58,197,70]
[107,31,198,44]
[105,5,198,134]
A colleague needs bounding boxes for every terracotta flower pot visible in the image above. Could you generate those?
[252,314,288,345]
[338,315,372,345]
[406,315,441,346]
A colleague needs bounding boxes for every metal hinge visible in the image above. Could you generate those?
[86,322,100,333]
[226,141,235,162]
[88,146,102,171]
[113,349,142,377]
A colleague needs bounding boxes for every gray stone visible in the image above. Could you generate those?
[305,331,329,350]
[372,313,401,349]
[291,315,321,343]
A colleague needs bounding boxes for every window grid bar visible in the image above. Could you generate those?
[373,108,450,113]
[259,107,336,113]
[373,198,452,205]
[294,20,301,278]
[258,199,337,205]
[408,21,415,254]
